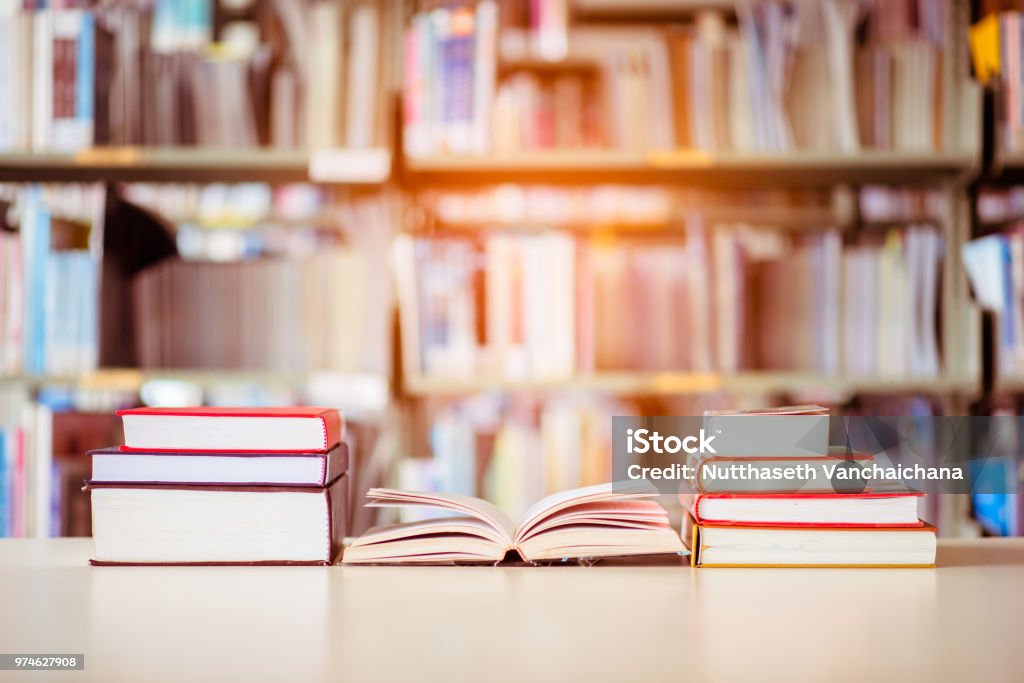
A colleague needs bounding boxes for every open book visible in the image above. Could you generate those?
[343,483,687,565]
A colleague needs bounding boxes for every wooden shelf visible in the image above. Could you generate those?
[403,150,976,188]
[0,368,388,391]
[1,148,973,187]
[403,372,978,397]
[0,147,391,184]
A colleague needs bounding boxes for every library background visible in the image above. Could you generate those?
[0,0,1021,540]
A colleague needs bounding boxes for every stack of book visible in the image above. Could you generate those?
[684,405,937,567]
[87,407,348,566]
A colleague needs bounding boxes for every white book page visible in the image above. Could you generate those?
[348,517,508,548]
[515,481,658,544]
[364,488,517,544]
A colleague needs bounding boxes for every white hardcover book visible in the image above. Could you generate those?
[727,33,752,152]
[471,1,497,154]
[32,10,53,151]
[0,4,14,150]
[305,2,343,148]
[918,227,942,376]
[13,10,33,149]
[685,219,713,372]
[712,227,741,372]
[551,233,576,378]
[823,0,861,152]
[821,230,842,374]
[346,3,379,148]
[646,34,676,150]
[26,402,52,538]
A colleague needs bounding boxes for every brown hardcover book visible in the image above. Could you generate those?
[88,474,348,566]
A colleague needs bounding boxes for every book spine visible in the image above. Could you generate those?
[31,9,52,151]
[0,429,8,537]
[76,9,95,147]
[471,1,497,154]
[440,7,475,154]
[0,6,13,151]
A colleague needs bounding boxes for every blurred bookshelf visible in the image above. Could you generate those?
[0,0,1019,541]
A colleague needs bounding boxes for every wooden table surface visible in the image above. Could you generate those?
[1,538,1022,682]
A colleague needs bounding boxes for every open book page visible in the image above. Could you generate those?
[515,481,659,544]
[343,483,686,565]
[343,517,508,564]
[517,526,687,562]
[362,488,518,544]
[520,500,671,539]
[348,516,509,547]
[510,482,686,561]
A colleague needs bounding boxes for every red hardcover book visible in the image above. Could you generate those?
[683,512,937,568]
[690,492,925,528]
[117,407,344,453]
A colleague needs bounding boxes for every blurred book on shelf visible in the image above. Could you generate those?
[419,184,674,227]
[122,182,330,228]
[976,187,1024,226]
[131,250,373,374]
[404,0,952,157]
[2,180,395,379]
[396,212,944,382]
[0,386,123,539]
[963,226,1024,380]
[50,410,121,537]
[94,188,395,377]
[843,396,971,536]
[1,184,101,377]
[965,406,1023,538]
[0,0,395,152]
[987,8,1024,154]
[394,394,623,522]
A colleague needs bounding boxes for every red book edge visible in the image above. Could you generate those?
[694,519,936,532]
[116,408,343,454]
[692,492,926,527]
